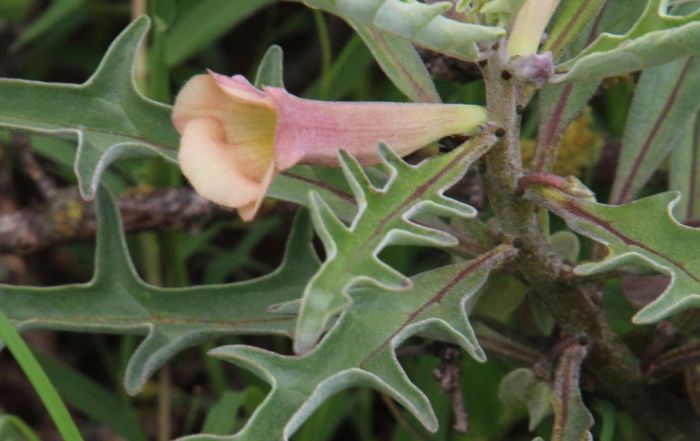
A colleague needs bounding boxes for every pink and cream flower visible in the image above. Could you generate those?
[173,71,487,220]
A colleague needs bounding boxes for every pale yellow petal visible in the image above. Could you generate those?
[209,72,275,107]
[178,117,264,209]
[173,74,277,181]
[238,164,277,221]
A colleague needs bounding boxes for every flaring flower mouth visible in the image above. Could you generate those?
[173,71,488,221]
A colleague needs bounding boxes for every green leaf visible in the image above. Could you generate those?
[293,129,499,353]
[0,188,319,394]
[478,0,526,27]
[473,271,527,321]
[498,368,552,431]
[610,56,700,204]
[551,343,593,441]
[0,17,179,199]
[178,245,516,441]
[533,81,598,171]
[303,34,374,100]
[616,412,653,441]
[300,0,503,102]
[555,0,700,82]
[303,0,504,61]
[669,112,700,220]
[590,0,649,44]
[202,389,253,435]
[272,166,358,223]
[549,230,580,263]
[11,0,85,50]
[593,399,617,441]
[254,45,285,88]
[294,391,357,441]
[0,0,33,23]
[165,0,276,67]
[0,309,84,441]
[37,355,146,441]
[346,24,441,102]
[0,415,40,441]
[531,184,700,324]
[541,0,607,60]
[532,0,636,172]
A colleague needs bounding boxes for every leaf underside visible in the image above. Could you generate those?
[556,0,700,82]
[0,189,319,394]
[610,56,700,204]
[532,185,700,324]
[0,17,179,200]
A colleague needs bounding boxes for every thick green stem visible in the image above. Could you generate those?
[480,43,699,441]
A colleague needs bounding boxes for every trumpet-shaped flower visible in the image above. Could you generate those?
[173,71,488,220]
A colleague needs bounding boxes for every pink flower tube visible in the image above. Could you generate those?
[173,71,487,220]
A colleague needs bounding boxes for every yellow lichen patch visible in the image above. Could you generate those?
[522,106,603,176]
[53,199,86,236]
[65,200,84,221]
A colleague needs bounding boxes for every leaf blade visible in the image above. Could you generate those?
[610,56,700,204]
[294,129,498,354]
[0,309,85,441]
[0,17,179,199]
[531,184,700,323]
[178,245,515,441]
[0,188,319,394]
[165,0,276,67]
[555,1,700,82]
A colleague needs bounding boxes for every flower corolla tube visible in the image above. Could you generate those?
[173,71,487,220]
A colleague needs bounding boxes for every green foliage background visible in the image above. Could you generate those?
[1,1,700,441]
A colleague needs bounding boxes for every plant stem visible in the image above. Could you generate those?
[479,41,699,441]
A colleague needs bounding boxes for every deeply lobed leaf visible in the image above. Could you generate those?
[0,17,179,199]
[0,189,319,394]
[294,128,499,353]
[530,184,700,324]
[179,245,516,441]
[302,0,504,62]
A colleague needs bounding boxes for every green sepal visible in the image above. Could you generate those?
[551,343,593,441]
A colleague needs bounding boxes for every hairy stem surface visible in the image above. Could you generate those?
[479,41,699,441]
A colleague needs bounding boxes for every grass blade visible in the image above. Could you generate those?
[0,309,85,441]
